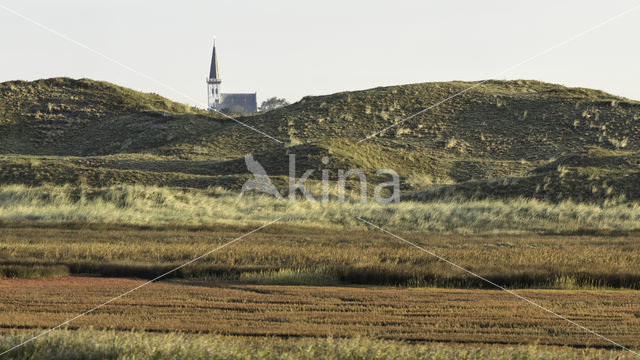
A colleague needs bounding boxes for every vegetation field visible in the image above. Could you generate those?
[2,330,636,360]
[2,225,640,289]
[2,223,639,357]
[3,184,640,235]
[1,277,639,349]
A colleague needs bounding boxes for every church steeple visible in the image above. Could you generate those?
[206,38,221,110]
[209,39,219,80]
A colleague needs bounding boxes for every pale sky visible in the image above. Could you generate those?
[1,0,638,108]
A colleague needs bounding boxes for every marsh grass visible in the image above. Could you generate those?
[238,268,340,286]
[0,264,69,278]
[3,225,640,288]
[0,330,635,360]
[4,185,640,288]
[2,184,640,234]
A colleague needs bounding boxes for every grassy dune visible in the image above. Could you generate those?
[3,78,640,204]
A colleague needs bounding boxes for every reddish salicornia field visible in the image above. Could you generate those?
[1,225,640,358]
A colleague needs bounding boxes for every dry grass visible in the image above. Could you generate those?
[2,184,640,235]
[2,226,640,289]
[2,330,636,360]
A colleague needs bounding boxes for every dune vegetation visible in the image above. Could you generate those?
[1,184,640,235]
[2,78,640,204]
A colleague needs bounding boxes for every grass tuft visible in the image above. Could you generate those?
[0,330,636,359]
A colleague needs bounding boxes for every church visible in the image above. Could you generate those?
[206,41,257,114]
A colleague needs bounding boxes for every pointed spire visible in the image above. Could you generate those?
[209,39,219,80]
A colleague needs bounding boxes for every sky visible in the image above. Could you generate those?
[1,0,639,108]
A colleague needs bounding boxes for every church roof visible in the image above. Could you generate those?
[220,93,257,114]
[209,43,219,79]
